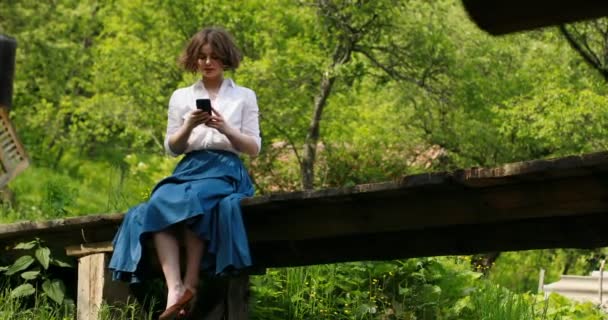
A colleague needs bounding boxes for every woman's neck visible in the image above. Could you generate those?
[202,77,223,91]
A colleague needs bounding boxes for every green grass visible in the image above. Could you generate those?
[2,154,180,223]
[0,285,154,320]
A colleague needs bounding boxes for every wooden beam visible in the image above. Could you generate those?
[250,211,608,268]
[243,174,608,242]
[76,252,131,320]
[66,241,113,257]
[1,152,608,271]
[462,0,608,35]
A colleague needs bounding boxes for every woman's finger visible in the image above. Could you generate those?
[210,107,222,116]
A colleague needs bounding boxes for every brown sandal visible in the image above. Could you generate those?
[158,289,194,320]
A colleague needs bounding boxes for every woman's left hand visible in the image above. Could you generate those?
[206,107,231,134]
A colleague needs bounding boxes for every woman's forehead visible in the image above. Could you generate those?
[201,43,213,54]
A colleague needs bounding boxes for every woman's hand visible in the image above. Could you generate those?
[207,107,259,156]
[205,107,231,134]
[184,109,212,131]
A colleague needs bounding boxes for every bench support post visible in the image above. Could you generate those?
[67,242,131,320]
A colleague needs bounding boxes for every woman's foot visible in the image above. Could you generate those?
[166,284,186,309]
[177,286,198,318]
[159,287,194,320]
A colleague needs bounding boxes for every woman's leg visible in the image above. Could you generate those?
[154,229,185,309]
[183,226,205,292]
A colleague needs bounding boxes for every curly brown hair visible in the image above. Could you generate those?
[178,27,242,72]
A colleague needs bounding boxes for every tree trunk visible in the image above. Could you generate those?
[301,74,336,190]
[300,44,352,190]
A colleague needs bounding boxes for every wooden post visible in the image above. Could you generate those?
[77,253,105,320]
[198,274,250,320]
[599,260,605,305]
[538,268,545,294]
[66,242,131,320]
[226,274,250,320]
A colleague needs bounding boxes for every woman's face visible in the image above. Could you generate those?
[197,44,224,80]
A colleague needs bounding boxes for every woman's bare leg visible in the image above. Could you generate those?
[154,229,185,309]
[183,227,205,292]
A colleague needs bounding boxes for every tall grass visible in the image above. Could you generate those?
[469,283,544,320]
[0,261,607,320]
[0,285,74,320]
[0,285,154,320]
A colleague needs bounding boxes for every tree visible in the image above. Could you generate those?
[298,0,400,189]
[560,18,608,83]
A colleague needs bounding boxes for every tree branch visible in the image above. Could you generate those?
[560,24,608,82]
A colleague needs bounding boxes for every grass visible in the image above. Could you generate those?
[0,285,155,320]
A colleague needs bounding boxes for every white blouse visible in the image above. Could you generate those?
[163,78,262,157]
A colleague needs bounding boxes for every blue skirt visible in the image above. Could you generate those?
[109,149,255,283]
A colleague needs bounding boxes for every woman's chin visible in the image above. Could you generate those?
[203,71,221,79]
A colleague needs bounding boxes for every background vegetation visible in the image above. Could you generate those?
[2,0,608,319]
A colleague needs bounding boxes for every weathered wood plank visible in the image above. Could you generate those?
[251,211,608,268]
[0,108,29,188]
[66,241,113,257]
[0,214,123,241]
[245,175,608,241]
[76,252,131,320]
[77,253,105,320]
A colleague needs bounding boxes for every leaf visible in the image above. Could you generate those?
[35,247,51,270]
[42,279,65,304]
[5,256,35,276]
[13,241,36,250]
[10,283,35,299]
[51,258,72,268]
[21,270,41,280]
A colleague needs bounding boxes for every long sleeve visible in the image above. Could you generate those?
[164,91,183,157]
[241,89,262,155]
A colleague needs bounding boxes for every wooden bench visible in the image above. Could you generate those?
[3,151,608,318]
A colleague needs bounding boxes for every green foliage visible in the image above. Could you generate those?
[467,283,541,320]
[0,282,153,320]
[251,257,482,319]
[2,0,608,318]
[491,249,606,294]
[0,284,75,320]
[463,283,608,320]
[496,87,608,160]
[0,239,72,306]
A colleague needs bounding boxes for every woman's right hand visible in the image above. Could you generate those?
[184,110,212,131]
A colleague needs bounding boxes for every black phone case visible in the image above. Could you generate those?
[196,99,212,113]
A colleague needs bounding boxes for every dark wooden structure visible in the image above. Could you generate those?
[462,0,608,35]
[2,151,608,266]
[1,151,608,318]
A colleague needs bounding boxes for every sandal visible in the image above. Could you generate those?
[159,289,194,320]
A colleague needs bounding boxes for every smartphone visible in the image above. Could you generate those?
[196,98,212,114]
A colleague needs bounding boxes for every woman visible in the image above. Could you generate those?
[109,27,261,320]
